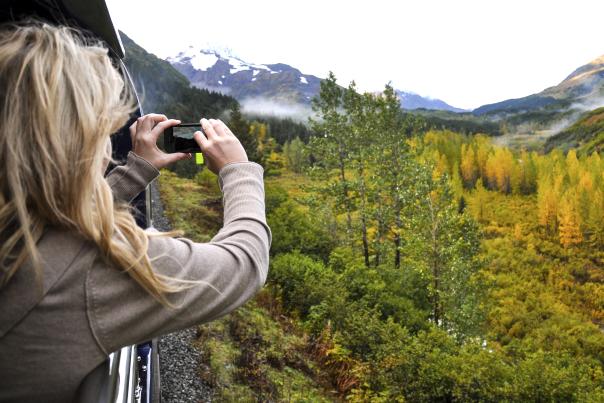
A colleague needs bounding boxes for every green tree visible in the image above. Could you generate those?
[309,72,355,246]
[283,137,307,173]
[228,103,259,162]
[408,174,484,338]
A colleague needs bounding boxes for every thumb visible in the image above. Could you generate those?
[163,152,191,166]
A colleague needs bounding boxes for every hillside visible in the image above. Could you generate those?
[544,107,604,153]
[158,170,336,401]
[411,109,502,136]
[474,54,604,116]
[460,54,604,149]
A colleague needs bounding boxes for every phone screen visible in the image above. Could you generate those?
[164,124,202,153]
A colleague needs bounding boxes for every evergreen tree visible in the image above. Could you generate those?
[228,103,259,162]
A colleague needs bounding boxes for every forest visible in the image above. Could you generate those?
[155,72,604,401]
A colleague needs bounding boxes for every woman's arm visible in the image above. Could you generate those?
[105,151,160,203]
[87,161,270,354]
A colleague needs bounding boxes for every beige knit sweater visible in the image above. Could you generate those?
[0,152,271,402]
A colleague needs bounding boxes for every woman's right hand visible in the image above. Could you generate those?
[194,118,249,174]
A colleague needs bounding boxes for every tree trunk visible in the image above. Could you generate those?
[392,182,403,269]
[358,164,370,267]
[338,145,353,248]
[429,197,441,327]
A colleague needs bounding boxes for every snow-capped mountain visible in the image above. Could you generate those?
[167,47,464,117]
[167,47,321,108]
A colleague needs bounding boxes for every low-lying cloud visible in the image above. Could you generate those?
[240,97,314,122]
[546,96,604,134]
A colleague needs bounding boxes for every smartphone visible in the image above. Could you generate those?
[163,123,203,153]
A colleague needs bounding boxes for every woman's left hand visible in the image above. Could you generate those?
[129,114,192,169]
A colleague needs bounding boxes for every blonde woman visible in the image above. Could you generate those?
[0,22,271,402]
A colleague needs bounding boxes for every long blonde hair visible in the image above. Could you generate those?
[0,21,180,302]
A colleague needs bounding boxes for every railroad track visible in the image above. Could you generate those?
[150,181,215,403]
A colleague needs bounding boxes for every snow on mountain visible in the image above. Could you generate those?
[167,48,282,78]
[171,47,219,71]
[166,48,321,118]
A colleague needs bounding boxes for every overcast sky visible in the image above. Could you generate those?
[106,0,604,110]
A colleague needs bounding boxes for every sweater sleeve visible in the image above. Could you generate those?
[105,151,160,203]
[86,162,271,354]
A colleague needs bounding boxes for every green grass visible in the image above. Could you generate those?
[158,169,222,241]
[265,170,313,202]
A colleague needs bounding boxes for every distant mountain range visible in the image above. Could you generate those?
[166,47,465,115]
[470,54,604,149]
[474,55,604,116]
[395,90,466,112]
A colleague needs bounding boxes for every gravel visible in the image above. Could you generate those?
[149,181,215,403]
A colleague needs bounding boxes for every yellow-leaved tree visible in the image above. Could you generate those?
[558,191,583,248]
[537,175,562,235]
[460,143,478,188]
[485,147,514,193]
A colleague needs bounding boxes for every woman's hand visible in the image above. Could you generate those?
[194,118,248,174]
[129,114,192,169]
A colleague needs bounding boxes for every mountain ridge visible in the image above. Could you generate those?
[473,53,604,116]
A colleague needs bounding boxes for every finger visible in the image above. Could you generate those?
[193,130,209,148]
[145,113,168,123]
[150,119,181,141]
[129,120,138,142]
[222,123,235,136]
[139,114,168,134]
[200,118,218,139]
[138,116,156,134]
[212,119,229,136]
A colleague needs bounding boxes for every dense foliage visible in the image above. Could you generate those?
[413,110,502,136]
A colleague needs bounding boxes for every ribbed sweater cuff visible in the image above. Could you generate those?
[126,152,160,182]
